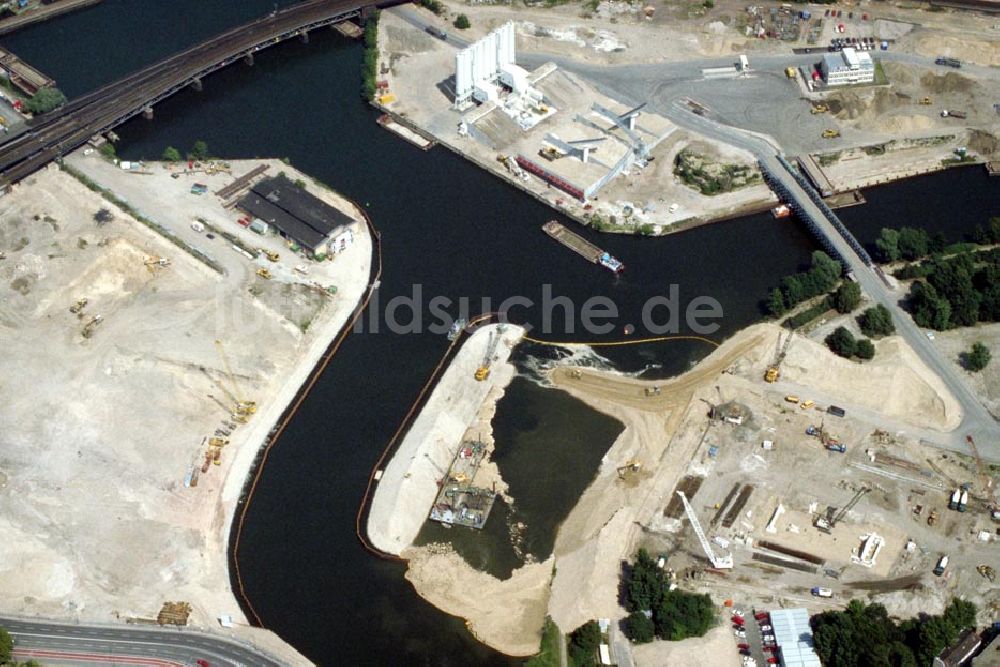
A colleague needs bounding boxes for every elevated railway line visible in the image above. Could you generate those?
[0,0,388,187]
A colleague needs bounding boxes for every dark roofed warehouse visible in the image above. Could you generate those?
[239,174,353,253]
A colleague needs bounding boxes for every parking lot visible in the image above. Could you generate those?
[732,607,779,667]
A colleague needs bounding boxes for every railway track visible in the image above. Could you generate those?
[0,0,385,186]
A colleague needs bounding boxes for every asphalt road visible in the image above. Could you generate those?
[0,616,283,667]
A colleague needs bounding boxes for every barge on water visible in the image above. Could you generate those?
[428,441,496,530]
[542,220,624,274]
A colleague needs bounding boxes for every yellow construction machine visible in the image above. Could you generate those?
[918,97,932,105]
[617,460,643,479]
[810,103,829,114]
[214,340,257,418]
[69,298,88,314]
[785,67,797,79]
[144,256,171,271]
[258,248,279,262]
[822,128,841,139]
[256,268,272,280]
[474,329,503,382]
[81,314,103,338]
[764,331,793,383]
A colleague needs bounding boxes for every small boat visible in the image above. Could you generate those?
[772,204,792,219]
[447,318,466,341]
[599,252,624,274]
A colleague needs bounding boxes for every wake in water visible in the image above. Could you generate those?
[512,341,664,387]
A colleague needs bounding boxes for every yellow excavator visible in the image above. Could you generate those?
[474,329,503,381]
[144,256,171,271]
[810,103,829,114]
[258,248,279,262]
[256,267,272,280]
[69,298,88,314]
[617,460,642,479]
[822,128,841,139]
[765,332,794,383]
[918,97,932,105]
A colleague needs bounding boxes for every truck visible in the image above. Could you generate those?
[827,405,846,417]
[958,489,969,512]
[811,587,833,598]
[941,110,967,119]
[949,488,961,510]
[935,56,962,68]
[826,443,847,453]
[738,54,750,72]
[933,554,949,576]
[425,26,448,40]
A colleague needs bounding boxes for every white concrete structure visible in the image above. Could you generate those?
[455,23,523,107]
[821,47,875,86]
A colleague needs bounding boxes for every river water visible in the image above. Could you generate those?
[4,5,997,664]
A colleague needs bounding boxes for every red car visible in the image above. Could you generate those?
[763,645,778,653]
[755,613,769,621]
[196,661,210,667]
[767,658,779,664]
[737,643,750,650]
[732,616,746,625]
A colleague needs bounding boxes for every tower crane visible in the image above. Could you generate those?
[815,487,870,533]
[214,339,257,417]
[474,328,503,382]
[677,491,733,569]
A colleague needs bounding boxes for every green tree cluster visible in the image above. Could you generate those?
[453,13,471,29]
[622,549,715,643]
[965,342,991,372]
[824,326,876,361]
[24,86,67,114]
[162,146,182,162]
[568,620,601,667]
[360,11,381,100]
[419,0,445,14]
[906,249,1000,330]
[857,304,895,338]
[766,251,842,317]
[970,217,1000,245]
[874,226,936,263]
[0,626,12,664]
[189,140,209,161]
[811,598,977,667]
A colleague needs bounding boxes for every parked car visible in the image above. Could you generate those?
[755,612,769,621]
[738,643,751,650]
[733,609,745,618]
[760,625,773,632]
[767,658,779,664]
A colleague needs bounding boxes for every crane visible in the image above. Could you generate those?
[474,328,502,382]
[815,487,870,533]
[214,340,257,417]
[677,491,733,569]
[764,331,794,383]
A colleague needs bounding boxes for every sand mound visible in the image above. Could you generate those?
[876,114,935,134]
[919,71,974,95]
[633,625,736,667]
[403,545,553,656]
[780,335,961,431]
[968,129,999,157]
[913,34,1000,67]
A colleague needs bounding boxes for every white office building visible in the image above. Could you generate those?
[821,47,874,86]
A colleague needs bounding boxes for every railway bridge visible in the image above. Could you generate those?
[0,0,391,187]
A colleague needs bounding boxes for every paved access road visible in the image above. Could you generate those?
[0,616,283,667]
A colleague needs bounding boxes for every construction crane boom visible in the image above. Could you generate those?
[214,340,256,416]
[474,327,504,382]
[677,491,733,569]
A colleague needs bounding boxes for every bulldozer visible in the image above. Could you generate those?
[256,267,272,280]
[978,565,996,582]
[927,508,939,526]
[617,460,643,480]
[918,97,932,105]
[810,103,829,114]
[258,248,279,262]
[69,298,88,315]
[81,314,103,338]
[822,128,841,139]
[207,437,229,447]
[144,256,171,271]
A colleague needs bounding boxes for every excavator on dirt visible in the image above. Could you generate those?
[810,103,829,114]
[822,128,841,139]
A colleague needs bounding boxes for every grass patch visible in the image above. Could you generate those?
[784,299,832,329]
[525,617,562,667]
[817,151,841,167]
[873,59,889,86]
[60,163,224,274]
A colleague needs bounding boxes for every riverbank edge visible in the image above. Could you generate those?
[365,323,526,556]
[216,173,377,666]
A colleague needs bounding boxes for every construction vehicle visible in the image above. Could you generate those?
[927,508,939,526]
[144,256,171,271]
[948,488,961,510]
[764,331,793,383]
[822,128,841,139]
[256,267,272,280]
[617,460,642,479]
[826,443,847,453]
[933,554,949,576]
[474,328,503,382]
[677,490,733,569]
[785,67,797,79]
[81,314,103,338]
[207,437,229,447]
[918,97,932,105]
[801,400,814,410]
[69,298,88,314]
[214,340,257,417]
[815,487,869,532]
[941,109,967,119]
[258,248,279,262]
[977,565,996,582]
[785,395,800,404]
[958,488,969,512]
[810,103,829,114]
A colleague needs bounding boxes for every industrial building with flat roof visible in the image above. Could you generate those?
[769,608,822,667]
[238,174,354,256]
[821,47,875,86]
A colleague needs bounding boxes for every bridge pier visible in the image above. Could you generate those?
[299,29,309,44]
[191,77,202,92]
[142,106,153,120]
[244,53,254,66]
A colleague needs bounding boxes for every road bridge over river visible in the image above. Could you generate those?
[0,0,391,187]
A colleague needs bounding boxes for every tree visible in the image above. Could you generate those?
[897,227,930,261]
[965,342,991,372]
[874,228,901,263]
[190,140,209,161]
[767,288,787,317]
[0,626,11,664]
[825,326,856,358]
[654,590,715,641]
[453,13,470,29]
[162,146,182,162]
[909,281,951,331]
[24,86,66,114]
[832,281,862,314]
[568,620,601,667]
[927,255,980,326]
[929,231,948,255]
[857,304,895,338]
[99,142,116,160]
[855,338,875,360]
[625,611,655,643]
[626,549,665,612]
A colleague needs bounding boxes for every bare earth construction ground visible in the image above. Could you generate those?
[0,160,371,663]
